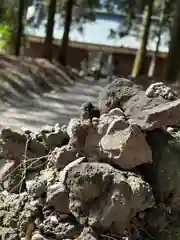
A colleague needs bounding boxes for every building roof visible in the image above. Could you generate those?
[25,6,170,53]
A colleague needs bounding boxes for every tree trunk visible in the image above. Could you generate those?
[0,0,4,21]
[15,0,25,56]
[164,0,180,83]
[95,52,104,80]
[58,0,73,66]
[148,0,166,78]
[42,0,57,61]
[131,0,154,78]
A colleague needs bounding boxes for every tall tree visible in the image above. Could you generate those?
[131,0,154,78]
[15,0,25,56]
[148,0,167,78]
[164,0,180,83]
[58,0,73,66]
[42,0,57,61]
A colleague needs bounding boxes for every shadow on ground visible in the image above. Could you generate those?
[0,65,108,131]
[0,55,78,106]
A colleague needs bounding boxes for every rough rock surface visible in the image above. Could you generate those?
[97,108,124,135]
[98,78,180,130]
[2,78,180,239]
[48,145,78,171]
[66,162,154,233]
[98,78,142,113]
[36,123,69,150]
[146,129,180,211]
[124,93,180,130]
[146,82,177,100]
[0,128,46,161]
[100,118,152,169]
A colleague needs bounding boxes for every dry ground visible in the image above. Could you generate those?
[0,55,108,132]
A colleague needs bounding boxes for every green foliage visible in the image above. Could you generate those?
[0,1,19,54]
[0,9,15,54]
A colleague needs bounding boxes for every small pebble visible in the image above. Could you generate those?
[146,88,154,98]
[138,211,146,219]
[32,233,44,240]
[50,215,59,225]
[167,127,174,133]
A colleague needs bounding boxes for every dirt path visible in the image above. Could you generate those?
[0,78,108,132]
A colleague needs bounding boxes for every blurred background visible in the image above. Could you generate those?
[0,0,179,82]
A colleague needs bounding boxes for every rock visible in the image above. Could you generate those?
[67,119,102,161]
[67,118,89,152]
[100,120,152,169]
[97,108,124,135]
[49,215,59,225]
[40,125,54,134]
[75,227,98,240]
[3,96,180,239]
[65,162,154,234]
[146,129,180,211]
[167,126,174,134]
[83,124,102,162]
[58,157,86,183]
[19,200,42,236]
[80,102,100,120]
[67,118,82,139]
[41,219,82,239]
[46,182,69,213]
[32,232,45,240]
[98,78,142,113]
[38,168,55,185]
[0,191,28,230]
[55,222,82,239]
[126,173,155,213]
[123,90,180,130]
[0,161,15,182]
[0,127,46,170]
[27,179,46,198]
[107,107,124,117]
[48,145,77,171]
[46,157,86,212]
[0,227,20,240]
[37,124,69,150]
[106,116,128,135]
[145,204,180,240]
[146,82,177,100]
[2,167,26,193]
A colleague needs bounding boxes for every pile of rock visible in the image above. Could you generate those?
[1,78,180,240]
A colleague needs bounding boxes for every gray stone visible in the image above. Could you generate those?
[100,120,152,169]
[65,162,154,234]
[98,78,142,113]
[0,227,20,240]
[0,127,46,170]
[67,118,82,139]
[27,179,46,198]
[146,82,177,100]
[48,145,77,171]
[75,227,98,240]
[32,232,45,240]
[123,91,180,130]
[43,124,69,149]
[97,108,125,136]
[147,129,180,211]
[41,219,82,239]
[46,182,69,213]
